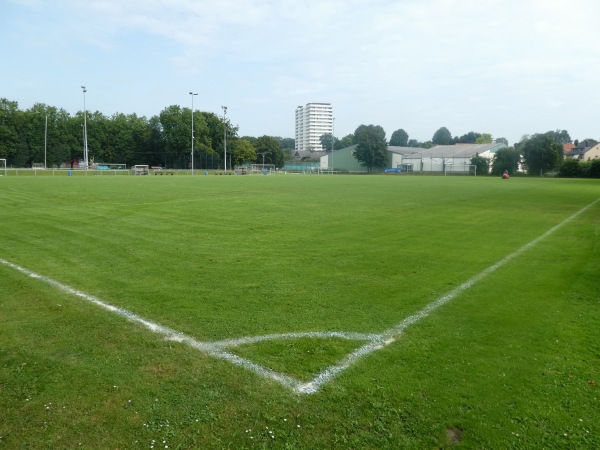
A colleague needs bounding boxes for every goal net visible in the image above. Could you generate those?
[444,164,477,176]
[0,159,6,176]
[132,165,149,175]
[250,164,275,175]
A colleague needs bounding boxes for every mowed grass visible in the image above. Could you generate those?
[0,174,599,448]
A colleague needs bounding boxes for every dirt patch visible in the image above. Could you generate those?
[446,427,463,445]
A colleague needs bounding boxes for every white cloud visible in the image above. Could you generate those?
[3,0,600,143]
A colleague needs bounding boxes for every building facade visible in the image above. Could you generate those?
[295,103,333,152]
[320,143,507,173]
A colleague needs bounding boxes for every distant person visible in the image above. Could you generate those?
[502,170,509,179]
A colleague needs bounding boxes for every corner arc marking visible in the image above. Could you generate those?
[1,198,597,394]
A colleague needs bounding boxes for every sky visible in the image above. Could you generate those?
[2,0,599,146]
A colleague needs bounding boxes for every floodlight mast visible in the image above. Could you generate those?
[189,92,198,175]
[81,86,88,170]
[331,117,335,173]
[222,106,227,171]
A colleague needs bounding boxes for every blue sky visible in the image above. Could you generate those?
[2,0,599,145]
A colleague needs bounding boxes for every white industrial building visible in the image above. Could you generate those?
[320,143,506,173]
[295,103,333,152]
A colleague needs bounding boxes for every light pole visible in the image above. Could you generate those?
[44,115,48,169]
[259,152,267,166]
[189,92,198,175]
[331,117,335,173]
[222,106,227,171]
[81,86,88,170]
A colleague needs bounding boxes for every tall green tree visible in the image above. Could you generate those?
[0,98,21,164]
[255,135,284,167]
[470,155,489,175]
[432,127,452,145]
[232,139,257,165]
[279,137,295,150]
[337,134,353,149]
[389,128,409,146]
[492,147,521,176]
[475,133,493,144]
[320,133,335,152]
[454,131,481,144]
[546,129,571,144]
[521,134,563,175]
[353,124,388,172]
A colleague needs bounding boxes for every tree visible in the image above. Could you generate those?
[353,124,387,172]
[389,129,409,147]
[546,129,571,144]
[320,133,334,152]
[232,139,256,165]
[0,98,22,164]
[495,137,509,145]
[454,131,481,144]
[255,135,284,167]
[491,147,521,176]
[337,134,353,149]
[475,133,493,144]
[470,155,489,175]
[432,127,452,145]
[279,137,295,150]
[520,134,563,175]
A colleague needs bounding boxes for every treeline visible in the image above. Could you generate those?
[0,98,293,169]
[322,124,600,177]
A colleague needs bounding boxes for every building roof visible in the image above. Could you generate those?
[294,150,327,160]
[565,142,600,159]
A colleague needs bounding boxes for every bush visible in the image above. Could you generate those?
[559,159,581,178]
[589,159,600,178]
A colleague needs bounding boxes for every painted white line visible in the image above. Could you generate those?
[295,198,600,393]
[1,198,597,394]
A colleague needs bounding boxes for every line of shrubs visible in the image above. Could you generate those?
[559,159,600,178]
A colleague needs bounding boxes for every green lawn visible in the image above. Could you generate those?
[1,175,599,448]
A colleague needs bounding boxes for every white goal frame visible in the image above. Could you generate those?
[250,164,275,175]
[444,164,477,176]
[0,159,6,176]
[133,165,149,175]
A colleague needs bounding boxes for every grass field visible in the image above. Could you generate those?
[1,174,599,449]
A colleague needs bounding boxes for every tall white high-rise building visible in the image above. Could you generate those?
[295,103,333,152]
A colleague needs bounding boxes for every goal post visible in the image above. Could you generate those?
[444,164,477,176]
[250,164,275,175]
[0,159,6,176]
[132,165,149,175]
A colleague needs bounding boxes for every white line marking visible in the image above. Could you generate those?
[1,199,597,394]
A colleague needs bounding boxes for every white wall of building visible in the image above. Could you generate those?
[295,103,333,152]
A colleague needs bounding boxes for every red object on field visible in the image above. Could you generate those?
[502,173,509,179]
